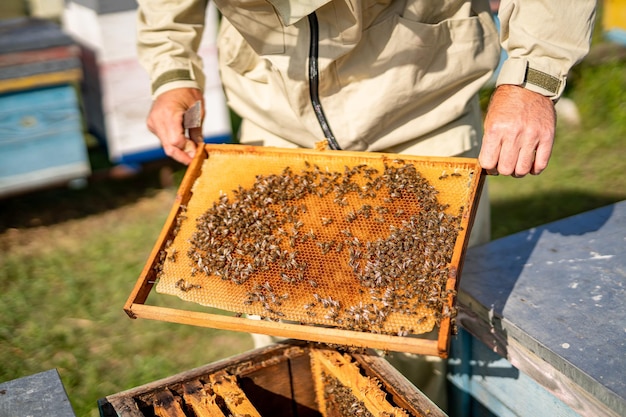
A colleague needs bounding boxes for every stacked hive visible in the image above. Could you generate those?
[0,17,89,197]
[62,0,231,165]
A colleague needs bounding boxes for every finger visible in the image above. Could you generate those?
[495,136,521,176]
[183,139,198,159]
[531,141,553,175]
[157,116,193,163]
[478,135,502,176]
[514,142,538,178]
[163,139,195,165]
[148,114,185,148]
[484,166,500,176]
[151,110,194,164]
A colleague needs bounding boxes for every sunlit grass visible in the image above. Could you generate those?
[0,195,253,416]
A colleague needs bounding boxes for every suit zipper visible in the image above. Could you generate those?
[307,12,341,150]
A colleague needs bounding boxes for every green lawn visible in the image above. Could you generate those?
[0,41,624,416]
[0,188,254,416]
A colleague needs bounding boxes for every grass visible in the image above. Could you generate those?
[0,40,624,417]
[0,181,253,416]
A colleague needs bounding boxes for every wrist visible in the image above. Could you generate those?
[496,57,564,102]
[153,79,203,99]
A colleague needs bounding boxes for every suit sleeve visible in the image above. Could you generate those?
[495,0,596,100]
[136,0,209,98]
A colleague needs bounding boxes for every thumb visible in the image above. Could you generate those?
[183,139,198,159]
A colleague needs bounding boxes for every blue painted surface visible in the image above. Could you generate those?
[0,85,89,179]
[448,329,582,417]
[605,29,626,46]
[0,18,73,54]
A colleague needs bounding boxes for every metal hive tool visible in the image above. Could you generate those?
[125,144,485,357]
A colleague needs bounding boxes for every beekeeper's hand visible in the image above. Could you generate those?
[147,87,205,165]
[479,85,556,177]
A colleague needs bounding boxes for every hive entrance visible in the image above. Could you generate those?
[125,144,484,356]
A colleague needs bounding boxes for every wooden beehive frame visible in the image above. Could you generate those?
[99,341,447,417]
[311,348,410,416]
[124,144,485,357]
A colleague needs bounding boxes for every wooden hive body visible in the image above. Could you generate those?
[99,341,446,417]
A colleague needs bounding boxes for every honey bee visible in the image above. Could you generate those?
[182,158,465,335]
[175,279,201,292]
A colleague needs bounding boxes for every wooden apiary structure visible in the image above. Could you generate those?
[0,18,89,197]
[125,144,484,357]
[62,0,231,165]
[98,341,446,417]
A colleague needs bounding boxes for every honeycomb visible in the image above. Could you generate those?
[155,145,481,337]
[311,348,411,417]
[103,342,439,417]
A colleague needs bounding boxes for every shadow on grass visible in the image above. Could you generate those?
[0,159,185,233]
[490,189,626,239]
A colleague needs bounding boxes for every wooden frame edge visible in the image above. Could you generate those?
[123,144,483,358]
[126,303,442,356]
[123,145,207,316]
[437,167,486,356]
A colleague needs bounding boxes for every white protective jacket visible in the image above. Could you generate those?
[137,0,595,154]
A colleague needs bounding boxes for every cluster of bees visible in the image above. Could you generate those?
[321,372,375,417]
[177,158,462,336]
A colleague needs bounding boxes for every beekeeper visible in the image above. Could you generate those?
[135,0,595,408]
[136,0,594,245]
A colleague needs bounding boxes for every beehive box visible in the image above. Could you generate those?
[125,144,484,357]
[98,340,447,417]
[0,84,90,197]
[604,0,626,43]
[62,1,231,164]
[0,17,82,94]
